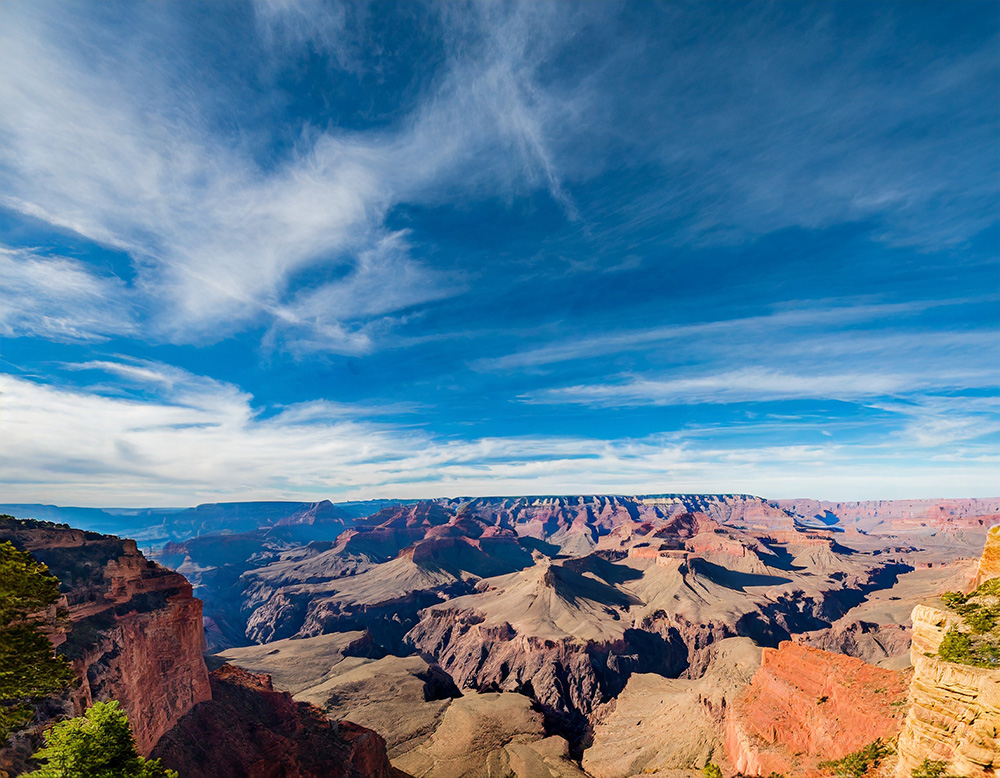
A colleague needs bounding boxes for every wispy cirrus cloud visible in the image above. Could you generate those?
[471,298,991,372]
[522,368,995,409]
[0,248,136,342]
[0,1,578,353]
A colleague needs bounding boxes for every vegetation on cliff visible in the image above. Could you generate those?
[817,738,893,777]
[25,700,177,778]
[909,760,958,778]
[0,530,76,739]
[937,577,1000,667]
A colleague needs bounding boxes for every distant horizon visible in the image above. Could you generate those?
[2,2,997,506]
[4,490,1000,513]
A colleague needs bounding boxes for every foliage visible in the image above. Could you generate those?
[937,577,1000,668]
[818,738,893,777]
[0,540,62,624]
[24,700,177,778]
[0,539,76,739]
[910,760,958,778]
[703,764,723,778]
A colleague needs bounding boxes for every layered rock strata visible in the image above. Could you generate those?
[0,518,211,756]
[894,607,1000,775]
[724,641,909,775]
[973,524,1000,589]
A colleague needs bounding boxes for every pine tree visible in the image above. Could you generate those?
[0,536,76,738]
[25,700,177,778]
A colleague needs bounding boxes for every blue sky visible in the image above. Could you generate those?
[1,0,997,506]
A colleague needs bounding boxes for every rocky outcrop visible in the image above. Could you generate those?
[406,557,689,742]
[803,621,913,667]
[724,641,909,776]
[151,665,394,778]
[0,517,211,757]
[583,638,762,777]
[393,691,585,778]
[894,605,1000,776]
[973,524,1000,589]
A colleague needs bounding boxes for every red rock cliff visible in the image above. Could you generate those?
[724,641,909,776]
[150,665,395,778]
[0,518,211,756]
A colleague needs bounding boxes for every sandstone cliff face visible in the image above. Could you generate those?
[973,525,1000,589]
[724,641,909,776]
[894,603,1000,776]
[151,665,394,778]
[0,518,211,756]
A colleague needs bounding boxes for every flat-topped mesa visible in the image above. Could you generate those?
[627,544,689,565]
[0,517,211,757]
[724,641,909,776]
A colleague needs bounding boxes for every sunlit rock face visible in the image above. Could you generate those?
[723,641,909,776]
[973,524,1000,589]
[895,528,1000,778]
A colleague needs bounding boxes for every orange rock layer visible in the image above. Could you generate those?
[725,641,909,776]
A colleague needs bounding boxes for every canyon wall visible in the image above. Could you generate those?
[151,665,395,778]
[0,518,211,756]
[894,605,1000,776]
[973,524,1000,589]
[724,641,909,776]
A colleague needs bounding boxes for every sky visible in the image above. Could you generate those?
[1,0,998,507]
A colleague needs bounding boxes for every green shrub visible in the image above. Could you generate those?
[910,760,958,778]
[703,764,723,778]
[25,700,177,778]
[818,738,893,777]
[937,577,1000,667]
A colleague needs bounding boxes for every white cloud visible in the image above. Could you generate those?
[471,298,989,372]
[524,363,998,409]
[0,363,997,506]
[0,2,579,353]
[0,248,136,341]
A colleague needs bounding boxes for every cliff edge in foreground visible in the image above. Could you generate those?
[0,516,211,759]
[895,525,1000,777]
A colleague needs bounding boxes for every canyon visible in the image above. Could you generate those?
[2,494,998,777]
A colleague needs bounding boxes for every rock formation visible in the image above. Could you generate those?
[392,691,585,778]
[584,637,762,777]
[150,665,395,778]
[895,526,1000,777]
[219,631,460,760]
[973,524,1000,589]
[724,641,909,775]
[0,517,211,757]
[0,516,397,778]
